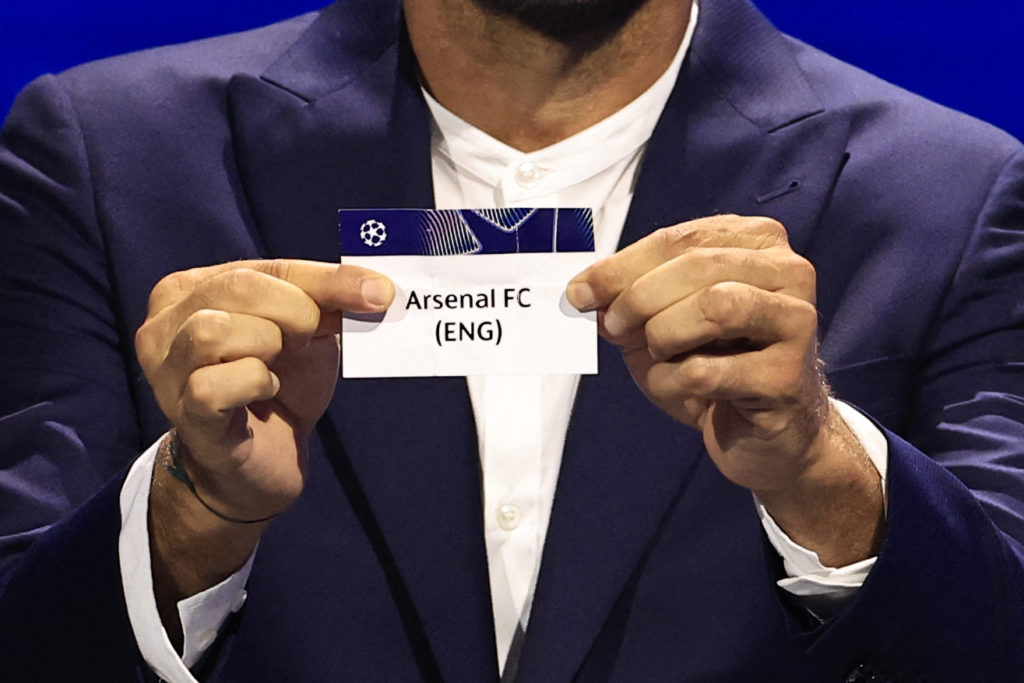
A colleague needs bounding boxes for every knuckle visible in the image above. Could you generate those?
[271,259,292,283]
[298,300,321,335]
[263,322,285,353]
[784,254,817,293]
[699,282,743,323]
[679,357,719,395]
[643,320,671,359]
[184,372,217,412]
[235,355,269,380]
[187,309,232,347]
[148,271,188,314]
[656,224,697,252]
[135,314,172,370]
[218,267,285,314]
[242,354,267,373]
[134,323,156,361]
[614,284,648,325]
[707,250,732,269]
[687,249,729,278]
[221,267,262,298]
[259,258,292,285]
[790,299,819,334]
[647,370,676,403]
[151,270,184,297]
[752,216,787,240]
[135,336,162,379]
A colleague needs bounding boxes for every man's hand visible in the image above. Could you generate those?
[137,259,393,522]
[567,216,884,566]
[134,259,393,642]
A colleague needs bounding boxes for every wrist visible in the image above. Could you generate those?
[754,403,886,567]
[149,436,268,599]
[163,431,277,525]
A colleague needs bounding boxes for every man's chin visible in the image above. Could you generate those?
[469,0,654,46]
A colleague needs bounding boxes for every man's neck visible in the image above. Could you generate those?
[404,0,693,152]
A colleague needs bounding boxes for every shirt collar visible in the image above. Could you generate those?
[422,2,699,202]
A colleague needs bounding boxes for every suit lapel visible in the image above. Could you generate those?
[228,1,433,260]
[517,0,853,678]
[618,0,852,256]
[228,2,499,679]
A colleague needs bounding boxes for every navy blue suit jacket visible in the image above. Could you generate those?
[2,0,1024,680]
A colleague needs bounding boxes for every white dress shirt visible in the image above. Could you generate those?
[119,4,887,679]
[428,5,699,666]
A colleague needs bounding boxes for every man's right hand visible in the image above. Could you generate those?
[134,259,393,642]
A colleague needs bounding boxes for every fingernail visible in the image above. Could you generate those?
[567,282,597,311]
[269,372,281,394]
[603,309,624,337]
[361,278,391,308]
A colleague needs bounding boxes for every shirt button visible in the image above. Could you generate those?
[514,160,547,188]
[497,503,522,530]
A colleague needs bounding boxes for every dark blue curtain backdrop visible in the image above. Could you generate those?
[1,1,1022,139]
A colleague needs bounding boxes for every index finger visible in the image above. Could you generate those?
[566,215,789,311]
[148,259,395,316]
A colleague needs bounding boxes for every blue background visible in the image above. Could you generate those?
[1,1,1021,140]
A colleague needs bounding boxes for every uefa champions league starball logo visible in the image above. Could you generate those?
[359,219,387,248]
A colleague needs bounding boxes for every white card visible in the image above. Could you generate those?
[339,208,597,378]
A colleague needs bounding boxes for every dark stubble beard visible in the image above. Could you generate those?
[468,0,655,48]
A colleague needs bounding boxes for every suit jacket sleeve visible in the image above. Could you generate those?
[801,148,1024,679]
[0,75,151,680]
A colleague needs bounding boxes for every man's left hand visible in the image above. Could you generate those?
[567,215,884,565]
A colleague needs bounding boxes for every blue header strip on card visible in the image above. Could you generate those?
[339,208,595,256]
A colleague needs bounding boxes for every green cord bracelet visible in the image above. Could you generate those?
[161,433,276,525]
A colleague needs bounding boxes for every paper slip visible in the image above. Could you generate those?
[339,208,597,378]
